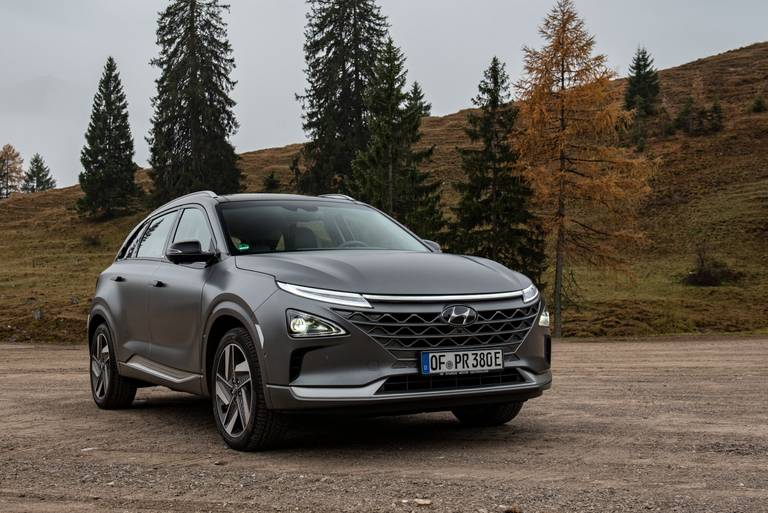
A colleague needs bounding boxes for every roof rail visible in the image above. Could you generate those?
[173,190,218,201]
[319,194,355,201]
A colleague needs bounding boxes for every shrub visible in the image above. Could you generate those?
[81,234,102,247]
[750,94,767,113]
[682,241,744,286]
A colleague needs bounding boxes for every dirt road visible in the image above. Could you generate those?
[1,338,766,513]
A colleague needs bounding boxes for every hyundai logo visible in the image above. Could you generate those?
[441,305,478,326]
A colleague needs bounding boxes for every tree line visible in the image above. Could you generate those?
[0,145,56,198]
[30,0,759,334]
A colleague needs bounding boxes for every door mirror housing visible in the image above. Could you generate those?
[423,239,442,253]
[166,240,217,265]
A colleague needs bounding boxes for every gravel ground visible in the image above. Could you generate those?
[0,338,766,513]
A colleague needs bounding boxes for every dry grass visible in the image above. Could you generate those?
[2,43,768,343]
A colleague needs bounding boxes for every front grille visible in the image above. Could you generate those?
[377,368,526,394]
[336,301,539,364]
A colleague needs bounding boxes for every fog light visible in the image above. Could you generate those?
[286,310,346,338]
[539,310,550,327]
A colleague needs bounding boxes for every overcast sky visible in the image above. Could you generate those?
[1,1,765,187]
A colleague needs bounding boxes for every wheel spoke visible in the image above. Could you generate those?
[239,388,251,422]
[234,360,250,374]
[223,345,232,380]
[224,401,239,433]
[215,376,232,405]
[91,357,101,378]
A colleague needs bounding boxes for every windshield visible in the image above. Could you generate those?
[218,200,429,254]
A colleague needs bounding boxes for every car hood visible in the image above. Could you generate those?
[234,251,530,295]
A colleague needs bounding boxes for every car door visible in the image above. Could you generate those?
[110,211,178,361]
[148,206,216,373]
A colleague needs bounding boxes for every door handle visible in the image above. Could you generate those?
[111,275,125,282]
[152,280,166,288]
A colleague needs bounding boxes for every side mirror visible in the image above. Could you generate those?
[166,240,217,264]
[423,239,442,253]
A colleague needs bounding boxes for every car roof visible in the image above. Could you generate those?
[148,191,361,217]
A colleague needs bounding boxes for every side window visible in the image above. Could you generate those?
[136,212,176,259]
[172,208,215,252]
[118,222,146,260]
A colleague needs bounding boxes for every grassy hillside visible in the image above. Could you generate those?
[2,43,767,343]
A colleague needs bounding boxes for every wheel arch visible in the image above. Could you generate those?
[201,301,264,397]
[87,303,117,347]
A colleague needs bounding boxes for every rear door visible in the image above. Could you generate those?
[148,206,216,373]
[110,211,178,360]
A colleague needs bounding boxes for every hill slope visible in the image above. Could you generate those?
[2,43,767,343]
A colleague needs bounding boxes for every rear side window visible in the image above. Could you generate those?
[173,208,215,252]
[136,212,176,259]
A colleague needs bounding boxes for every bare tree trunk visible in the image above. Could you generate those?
[554,177,565,337]
[388,149,393,213]
[554,54,567,337]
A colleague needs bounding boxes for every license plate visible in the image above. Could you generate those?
[420,349,503,375]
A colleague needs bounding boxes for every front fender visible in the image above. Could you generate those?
[201,297,267,397]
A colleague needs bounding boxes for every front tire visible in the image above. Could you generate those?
[452,401,524,427]
[90,324,136,409]
[211,327,285,451]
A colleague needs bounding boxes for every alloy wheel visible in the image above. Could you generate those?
[91,332,111,400]
[214,343,253,438]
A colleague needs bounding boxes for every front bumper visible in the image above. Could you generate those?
[267,368,551,413]
[254,289,552,413]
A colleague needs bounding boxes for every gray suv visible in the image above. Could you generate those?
[88,191,551,450]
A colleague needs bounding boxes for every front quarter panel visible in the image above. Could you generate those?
[200,259,278,389]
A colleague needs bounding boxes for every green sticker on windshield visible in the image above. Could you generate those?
[238,243,250,250]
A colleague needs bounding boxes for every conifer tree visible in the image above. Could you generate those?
[261,171,282,193]
[21,153,56,193]
[0,144,24,199]
[148,0,241,204]
[351,40,444,238]
[78,57,139,216]
[624,47,660,115]
[398,82,444,239]
[297,0,388,194]
[351,39,409,211]
[517,0,653,336]
[452,57,545,284]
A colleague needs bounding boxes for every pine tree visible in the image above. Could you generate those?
[398,82,444,239]
[350,40,444,238]
[148,0,241,204]
[297,0,388,194]
[351,39,409,212]
[517,0,653,336]
[0,144,24,199]
[21,153,56,193]
[452,57,545,285]
[261,171,282,193]
[78,57,139,217]
[624,47,660,115]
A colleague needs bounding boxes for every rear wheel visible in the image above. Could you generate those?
[90,324,136,409]
[452,401,524,427]
[211,327,285,451]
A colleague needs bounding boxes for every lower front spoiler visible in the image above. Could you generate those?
[266,369,551,415]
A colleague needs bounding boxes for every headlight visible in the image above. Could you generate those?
[286,310,347,338]
[539,310,550,327]
[277,282,372,309]
[521,284,539,303]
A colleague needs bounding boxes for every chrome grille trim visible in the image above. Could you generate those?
[362,291,524,302]
[336,300,539,364]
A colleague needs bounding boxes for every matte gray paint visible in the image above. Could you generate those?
[89,192,551,414]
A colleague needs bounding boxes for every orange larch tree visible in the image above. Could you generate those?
[0,144,24,199]
[516,0,654,336]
